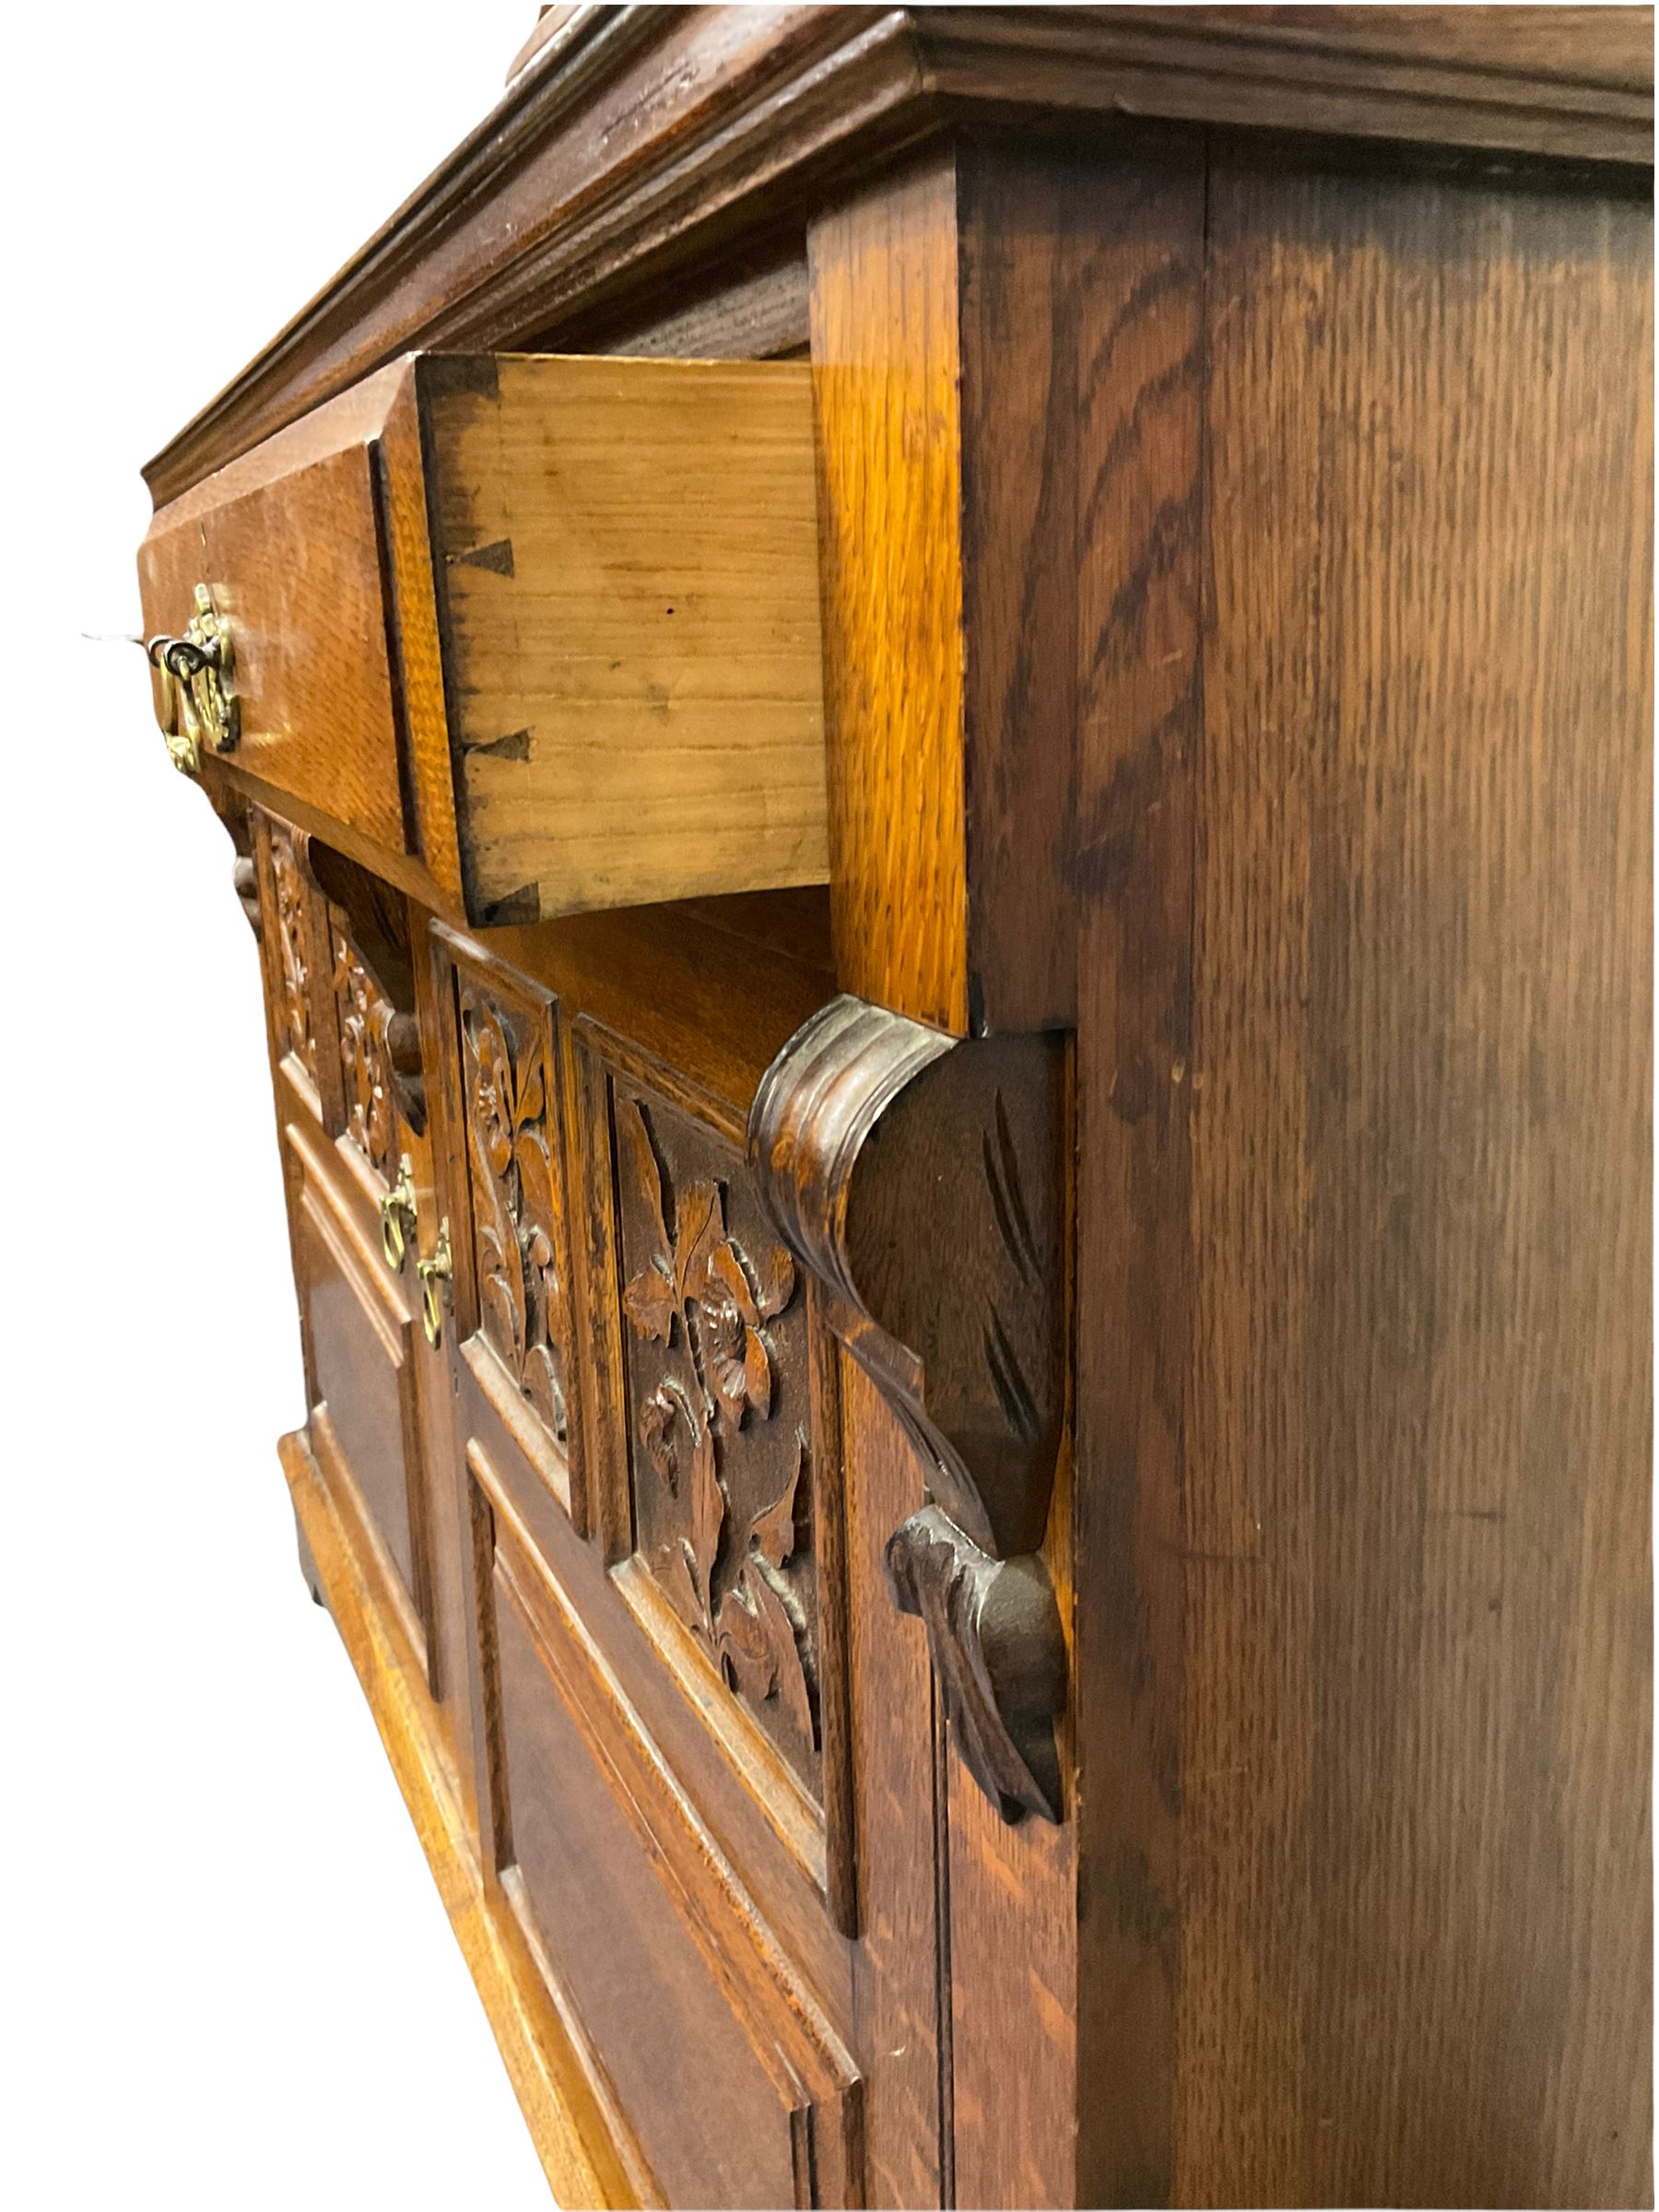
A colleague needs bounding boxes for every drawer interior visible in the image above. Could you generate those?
[137,353,830,930]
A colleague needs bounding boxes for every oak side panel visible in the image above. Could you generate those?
[1182,165,1653,2207]
[1069,155,1207,2211]
[811,137,1148,1039]
[941,138,1179,2210]
[808,152,971,1036]
[954,141,1089,1032]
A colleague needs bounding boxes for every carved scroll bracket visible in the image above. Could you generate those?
[747,994,1069,1823]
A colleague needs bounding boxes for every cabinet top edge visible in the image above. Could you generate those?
[142,1,1653,508]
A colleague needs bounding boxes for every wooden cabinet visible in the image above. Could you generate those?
[135,9,1653,2208]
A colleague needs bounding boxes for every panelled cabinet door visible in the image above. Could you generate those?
[425,920,866,2208]
[252,806,472,1743]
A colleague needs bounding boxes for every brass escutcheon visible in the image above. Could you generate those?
[164,724,202,778]
[418,1219,453,1349]
[147,583,239,763]
[380,1155,418,1273]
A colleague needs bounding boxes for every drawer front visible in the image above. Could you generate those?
[138,395,409,857]
[138,353,828,928]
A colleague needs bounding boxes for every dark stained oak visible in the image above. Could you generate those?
[1173,161,1653,2208]
[136,8,1653,2206]
[748,993,1072,1825]
[1066,147,1209,2212]
[808,155,971,1035]
[143,6,1653,507]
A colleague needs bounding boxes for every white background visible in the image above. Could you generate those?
[4,4,554,2204]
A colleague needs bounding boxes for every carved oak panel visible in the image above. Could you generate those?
[611,1079,822,1790]
[268,821,319,1082]
[749,994,1070,1825]
[458,972,571,1454]
[329,915,401,1185]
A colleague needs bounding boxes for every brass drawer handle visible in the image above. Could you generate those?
[418,1219,453,1349]
[147,583,239,765]
[379,1155,418,1273]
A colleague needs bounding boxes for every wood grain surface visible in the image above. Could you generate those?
[421,353,829,923]
[138,375,410,858]
[1173,162,1653,2207]
[1069,151,1208,2212]
[145,351,833,932]
[143,22,1654,2204]
[809,154,971,1035]
[809,138,1229,1041]
[837,1355,947,2208]
[954,147,1092,1033]
[144,7,1654,508]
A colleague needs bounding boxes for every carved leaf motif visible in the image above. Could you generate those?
[618,1097,671,1259]
[750,1439,804,1569]
[702,1285,755,1430]
[687,1424,724,1630]
[478,1223,521,1368]
[513,1049,547,1138]
[615,1081,818,1771]
[705,1241,751,1314]
[713,1441,814,1752]
[331,924,399,1183]
[674,1180,724,1308]
[717,1561,815,1754]
[269,829,316,1076]
[701,1240,792,1427]
[640,1383,685,1493]
[750,1242,797,1322]
[460,982,568,1446]
[744,1330,773,1422]
[715,1565,772,1679]
[623,1265,676,1347]
[521,1225,566,1432]
[470,1005,518,1180]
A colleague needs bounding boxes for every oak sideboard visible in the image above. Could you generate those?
[135,7,1653,2206]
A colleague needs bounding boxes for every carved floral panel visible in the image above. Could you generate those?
[613,1080,821,1790]
[329,912,399,1185]
[268,823,317,1082]
[460,976,571,1453]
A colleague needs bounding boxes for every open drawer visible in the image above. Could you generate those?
[136,354,830,926]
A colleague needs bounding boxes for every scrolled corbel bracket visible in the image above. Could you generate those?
[747,994,1069,1824]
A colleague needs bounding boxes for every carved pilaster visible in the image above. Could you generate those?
[747,993,1068,1823]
